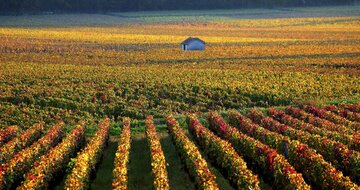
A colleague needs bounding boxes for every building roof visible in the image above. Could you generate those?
[181,37,206,45]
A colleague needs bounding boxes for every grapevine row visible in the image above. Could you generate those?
[18,124,85,189]
[268,108,359,151]
[0,123,44,164]
[145,116,169,190]
[224,111,359,189]
[245,109,360,183]
[166,115,219,190]
[305,106,356,129]
[326,105,360,121]
[206,112,310,190]
[285,106,355,135]
[112,118,131,190]
[187,114,261,190]
[65,118,110,189]
[0,123,65,190]
[343,103,360,113]
[0,126,20,147]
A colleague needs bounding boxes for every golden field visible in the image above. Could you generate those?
[0,8,359,127]
[0,7,360,190]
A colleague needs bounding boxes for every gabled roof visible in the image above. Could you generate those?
[181,37,206,45]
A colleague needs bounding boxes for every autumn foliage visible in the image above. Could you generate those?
[64,118,110,190]
[166,115,219,190]
[145,116,169,190]
[112,118,131,190]
[18,124,85,189]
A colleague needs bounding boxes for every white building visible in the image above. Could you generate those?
[181,37,206,51]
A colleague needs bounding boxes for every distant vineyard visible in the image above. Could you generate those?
[0,8,359,190]
[0,104,359,189]
[1,14,360,128]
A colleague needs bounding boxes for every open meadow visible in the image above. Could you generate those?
[0,6,360,190]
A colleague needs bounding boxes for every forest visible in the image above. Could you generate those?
[0,0,357,14]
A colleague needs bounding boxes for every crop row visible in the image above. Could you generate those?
[245,109,360,183]
[0,126,20,147]
[285,106,355,135]
[343,103,360,113]
[65,118,110,189]
[0,123,65,190]
[187,114,261,190]
[0,123,44,164]
[112,118,131,190]
[166,115,219,190]
[207,112,310,189]
[18,124,85,189]
[1,107,359,189]
[306,106,349,125]
[145,116,169,190]
[267,108,360,152]
[224,111,358,189]
[325,105,360,126]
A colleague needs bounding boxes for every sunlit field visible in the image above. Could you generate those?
[1,7,359,127]
[0,6,360,190]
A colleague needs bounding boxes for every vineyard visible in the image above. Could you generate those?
[0,104,359,189]
[1,7,360,129]
[0,6,360,190]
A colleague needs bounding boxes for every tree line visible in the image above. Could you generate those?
[0,0,357,15]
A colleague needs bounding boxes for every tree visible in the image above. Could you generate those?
[0,0,355,14]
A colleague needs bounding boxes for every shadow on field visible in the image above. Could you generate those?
[159,133,195,190]
[149,52,360,69]
[90,139,118,190]
[50,138,118,190]
[128,133,153,190]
